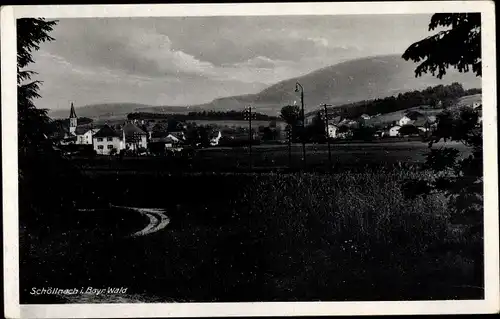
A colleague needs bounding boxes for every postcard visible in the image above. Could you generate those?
[2,2,498,318]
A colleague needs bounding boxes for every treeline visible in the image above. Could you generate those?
[51,117,94,126]
[128,110,278,121]
[333,83,481,119]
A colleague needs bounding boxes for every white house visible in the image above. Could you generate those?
[389,125,401,137]
[92,125,124,155]
[398,116,412,126]
[75,127,99,145]
[210,131,222,146]
[327,124,338,138]
[360,114,371,120]
[122,122,148,151]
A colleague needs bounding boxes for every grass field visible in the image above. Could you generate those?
[191,119,279,128]
[69,140,471,174]
[20,163,483,303]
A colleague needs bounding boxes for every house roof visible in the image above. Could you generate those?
[122,122,147,137]
[405,110,425,120]
[209,130,221,139]
[151,130,169,138]
[93,124,121,138]
[142,122,156,132]
[168,131,185,140]
[413,117,429,127]
[152,122,169,133]
[330,116,343,125]
[74,125,93,135]
[151,136,176,143]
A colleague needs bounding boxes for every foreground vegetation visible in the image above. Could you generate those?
[20,167,483,303]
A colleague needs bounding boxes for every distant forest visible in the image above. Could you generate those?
[127,110,279,121]
[331,83,481,119]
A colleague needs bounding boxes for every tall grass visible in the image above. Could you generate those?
[20,168,483,303]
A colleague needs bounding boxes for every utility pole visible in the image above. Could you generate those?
[321,104,333,168]
[243,106,256,169]
[295,82,306,170]
[286,124,292,168]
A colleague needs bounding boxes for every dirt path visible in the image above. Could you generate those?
[109,205,170,237]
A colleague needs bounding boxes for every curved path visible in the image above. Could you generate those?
[109,204,170,237]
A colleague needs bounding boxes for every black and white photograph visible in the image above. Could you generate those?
[2,2,499,317]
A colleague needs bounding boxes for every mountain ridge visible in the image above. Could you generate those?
[49,54,481,119]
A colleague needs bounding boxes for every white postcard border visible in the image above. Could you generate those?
[2,2,498,318]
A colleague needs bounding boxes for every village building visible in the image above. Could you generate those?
[327,124,338,138]
[167,130,186,143]
[74,126,99,145]
[389,125,401,137]
[412,117,432,132]
[149,122,186,151]
[92,124,124,155]
[122,122,148,151]
[398,115,413,127]
[210,131,222,146]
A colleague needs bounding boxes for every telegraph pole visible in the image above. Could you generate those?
[295,82,306,170]
[321,104,333,168]
[243,106,256,169]
[286,124,292,168]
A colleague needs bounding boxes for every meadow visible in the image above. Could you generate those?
[20,163,483,303]
[191,119,277,128]
[69,140,470,174]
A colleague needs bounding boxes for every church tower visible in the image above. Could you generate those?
[69,102,77,134]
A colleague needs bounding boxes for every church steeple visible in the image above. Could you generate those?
[69,102,77,118]
[69,102,77,134]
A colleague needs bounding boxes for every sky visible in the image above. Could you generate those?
[29,14,436,111]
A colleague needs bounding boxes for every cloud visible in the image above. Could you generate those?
[30,14,435,110]
[225,55,293,69]
[307,37,330,48]
[124,30,216,76]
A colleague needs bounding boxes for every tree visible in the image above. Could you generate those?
[280,105,301,142]
[18,18,58,156]
[280,105,300,125]
[17,18,103,235]
[398,124,420,136]
[402,13,481,78]
[306,112,326,142]
[338,125,350,134]
[401,14,483,255]
[184,124,210,147]
[167,118,184,131]
[262,127,274,141]
[352,126,376,141]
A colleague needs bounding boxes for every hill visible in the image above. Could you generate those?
[49,54,481,120]
[456,94,482,107]
[365,93,482,128]
[49,103,201,120]
[198,54,480,115]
